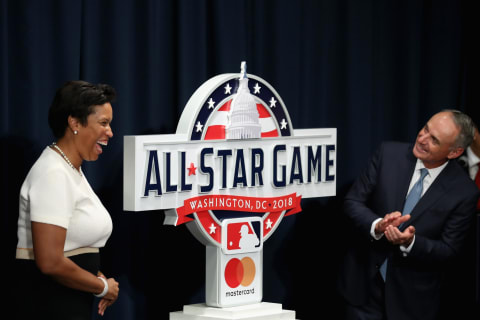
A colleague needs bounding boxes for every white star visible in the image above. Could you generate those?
[266,219,273,229]
[280,119,287,130]
[224,83,232,94]
[269,97,277,108]
[209,223,217,234]
[253,83,261,94]
[207,98,215,109]
[195,121,203,132]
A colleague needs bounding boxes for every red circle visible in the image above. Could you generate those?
[224,258,244,288]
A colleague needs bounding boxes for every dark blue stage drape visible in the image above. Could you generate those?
[1,1,479,319]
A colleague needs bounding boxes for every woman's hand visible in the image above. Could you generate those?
[32,222,120,316]
[97,273,119,316]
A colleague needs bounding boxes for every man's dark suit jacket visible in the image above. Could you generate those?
[338,142,480,320]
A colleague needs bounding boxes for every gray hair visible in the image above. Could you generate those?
[442,109,476,149]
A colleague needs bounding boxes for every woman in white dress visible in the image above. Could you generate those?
[15,81,119,319]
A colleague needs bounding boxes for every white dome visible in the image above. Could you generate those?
[226,62,261,140]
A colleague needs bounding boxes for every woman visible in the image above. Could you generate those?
[15,81,119,319]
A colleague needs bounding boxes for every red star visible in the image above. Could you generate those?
[188,162,197,176]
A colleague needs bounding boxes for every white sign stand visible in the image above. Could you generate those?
[170,302,297,320]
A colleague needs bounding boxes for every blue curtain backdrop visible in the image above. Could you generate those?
[1,0,479,319]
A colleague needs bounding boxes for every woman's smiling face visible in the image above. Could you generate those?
[74,102,113,162]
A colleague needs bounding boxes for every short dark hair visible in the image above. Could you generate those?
[48,81,116,138]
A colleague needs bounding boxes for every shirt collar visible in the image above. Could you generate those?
[415,158,448,181]
[466,147,480,168]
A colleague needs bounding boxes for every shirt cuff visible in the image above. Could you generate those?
[370,218,383,240]
[399,235,415,257]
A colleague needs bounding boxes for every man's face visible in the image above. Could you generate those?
[413,112,463,168]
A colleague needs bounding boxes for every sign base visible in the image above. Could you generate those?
[169,302,297,320]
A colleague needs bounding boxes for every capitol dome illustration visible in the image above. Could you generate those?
[226,61,261,139]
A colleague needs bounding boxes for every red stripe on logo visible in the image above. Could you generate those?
[261,129,279,138]
[204,125,226,140]
[257,104,271,118]
[218,100,232,111]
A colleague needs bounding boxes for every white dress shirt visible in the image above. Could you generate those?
[465,147,480,180]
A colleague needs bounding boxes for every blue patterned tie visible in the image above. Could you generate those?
[379,168,429,280]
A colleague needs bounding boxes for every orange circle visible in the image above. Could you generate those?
[240,257,256,287]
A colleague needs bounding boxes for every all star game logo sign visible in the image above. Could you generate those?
[123,62,336,247]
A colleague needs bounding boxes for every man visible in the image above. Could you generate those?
[459,127,480,186]
[338,110,479,320]
[444,126,480,318]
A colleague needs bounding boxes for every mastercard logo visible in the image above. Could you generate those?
[224,257,256,288]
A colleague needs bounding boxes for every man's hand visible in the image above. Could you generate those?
[384,225,416,246]
[374,211,411,235]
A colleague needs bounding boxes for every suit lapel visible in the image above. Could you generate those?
[401,161,453,229]
[395,146,417,212]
